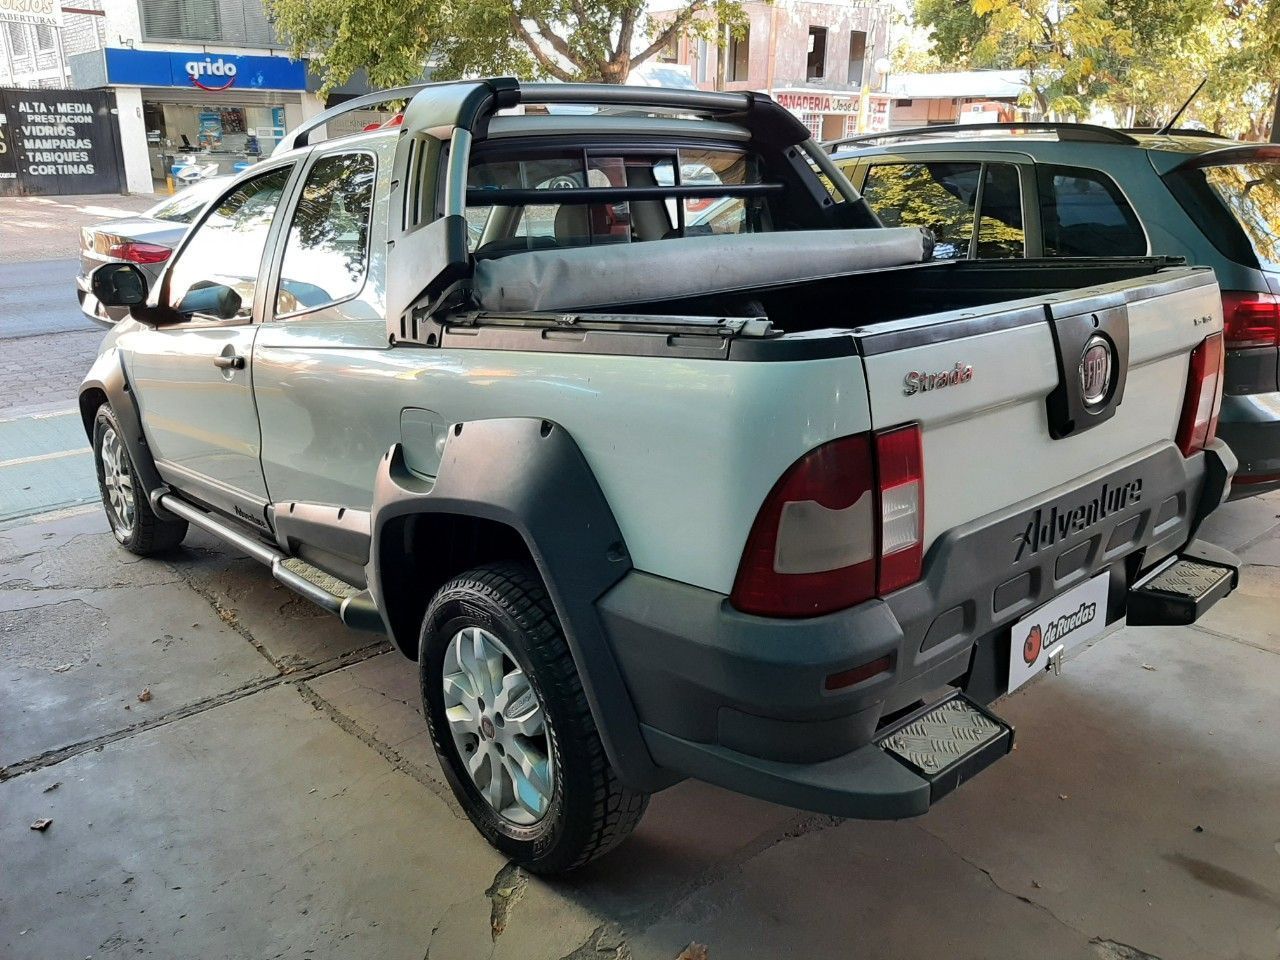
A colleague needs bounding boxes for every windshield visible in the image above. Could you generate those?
[1197,162,1280,272]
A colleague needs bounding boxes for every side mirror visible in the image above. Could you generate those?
[176,282,242,320]
[90,262,149,307]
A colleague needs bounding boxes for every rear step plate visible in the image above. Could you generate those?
[1127,557,1236,627]
[877,694,1013,804]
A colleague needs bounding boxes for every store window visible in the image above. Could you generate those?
[7,23,30,59]
[1037,165,1146,257]
[276,152,377,315]
[861,162,980,260]
[799,113,822,139]
[167,166,293,320]
[139,0,221,42]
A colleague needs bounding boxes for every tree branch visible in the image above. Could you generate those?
[531,15,582,68]
[616,6,637,59]
[510,14,575,81]
[632,0,710,68]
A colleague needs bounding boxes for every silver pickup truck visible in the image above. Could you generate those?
[82,80,1239,873]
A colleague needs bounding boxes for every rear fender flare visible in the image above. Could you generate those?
[368,416,670,792]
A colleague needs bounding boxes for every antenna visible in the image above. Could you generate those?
[1156,78,1207,135]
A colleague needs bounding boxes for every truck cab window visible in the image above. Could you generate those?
[276,152,376,315]
[166,165,293,321]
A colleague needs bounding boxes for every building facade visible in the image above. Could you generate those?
[884,70,1030,129]
[2,0,327,193]
[654,0,895,140]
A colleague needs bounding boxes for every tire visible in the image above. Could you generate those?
[92,405,188,555]
[420,562,648,873]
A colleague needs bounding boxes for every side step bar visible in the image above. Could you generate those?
[154,492,385,633]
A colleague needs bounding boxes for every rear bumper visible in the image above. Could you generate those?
[1218,392,1280,498]
[600,440,1235,818]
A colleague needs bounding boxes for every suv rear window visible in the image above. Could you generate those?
[1036,165,1146,257]
[1198,162,1280,273]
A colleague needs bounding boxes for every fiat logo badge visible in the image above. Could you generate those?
[1079,336,1113,408]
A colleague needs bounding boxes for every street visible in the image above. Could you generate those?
[2,195,1280,960]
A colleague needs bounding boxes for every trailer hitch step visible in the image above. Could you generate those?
[878,694,1013,805]
[1126,556,1237,627]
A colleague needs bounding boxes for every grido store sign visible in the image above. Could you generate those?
[103,48,307,92]
[0,88,126,196]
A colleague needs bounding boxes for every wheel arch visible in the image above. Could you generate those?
[367,417,671,792]
[79,349,171,517]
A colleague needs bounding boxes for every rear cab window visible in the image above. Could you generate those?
[463,146,771,257]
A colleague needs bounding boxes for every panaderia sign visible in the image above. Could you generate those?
[0,0,62,28]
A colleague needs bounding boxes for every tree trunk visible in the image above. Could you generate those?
[1270,83,1280,143]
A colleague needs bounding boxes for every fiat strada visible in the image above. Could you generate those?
[82,80,1239,872]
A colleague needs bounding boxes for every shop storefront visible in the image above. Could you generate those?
[103,48,310,189]
[773,88,892,141]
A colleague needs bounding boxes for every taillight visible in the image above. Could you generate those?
[1221,291,1280,348]
[730,424,925,618]
[876,425,924,593]
[107,240,171,264]
[1176,333,1224,457]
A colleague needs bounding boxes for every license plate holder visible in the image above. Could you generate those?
[1007,571,1110,693]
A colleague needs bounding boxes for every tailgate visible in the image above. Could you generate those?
[856,267,1222,553]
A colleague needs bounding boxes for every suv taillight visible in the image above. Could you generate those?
[730,425,924,618]
[1176,333,1224,457]
[1222,291,1280,348]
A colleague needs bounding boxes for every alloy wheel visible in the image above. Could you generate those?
[441,626,555,825]
[99,425,135,537]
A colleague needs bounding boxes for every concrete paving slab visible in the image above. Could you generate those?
[630,817,1094,960]
[916,624,1280,960]
[0,685,512,960]
[0,516,274,769]
[164,527,379,671]
[1196,563,1280,655]
[1194,489,1280,553]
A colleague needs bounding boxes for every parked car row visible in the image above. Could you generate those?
[80,82,1246,873]
[824,124,1280,495]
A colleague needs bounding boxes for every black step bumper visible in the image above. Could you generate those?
[599,440,1236,817]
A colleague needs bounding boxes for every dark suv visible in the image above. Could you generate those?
[826,125,1280,497]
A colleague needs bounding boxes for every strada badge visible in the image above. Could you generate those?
[903,362,973,396]
[1013,479,1143,561]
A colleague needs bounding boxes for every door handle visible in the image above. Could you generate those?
[213,354,245,370]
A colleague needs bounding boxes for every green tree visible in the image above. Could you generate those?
[267,0,748,93]
[912,0,1277,136]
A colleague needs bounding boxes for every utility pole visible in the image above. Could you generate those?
[1271,85,1280,143]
